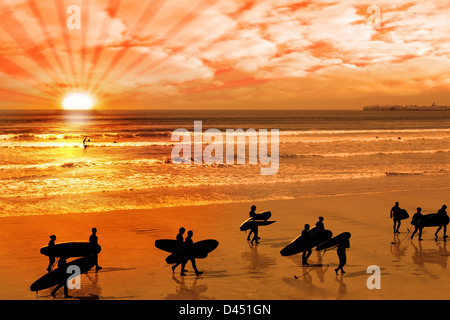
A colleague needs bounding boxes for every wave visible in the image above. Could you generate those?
[282,149,450,158]
[0,158,164,171]
[0,141,176,148]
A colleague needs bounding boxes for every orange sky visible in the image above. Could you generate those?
[0,0,449,110]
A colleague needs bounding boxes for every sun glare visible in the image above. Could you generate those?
[62,93,95,110]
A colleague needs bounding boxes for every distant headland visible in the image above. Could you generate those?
[363,102,450,111]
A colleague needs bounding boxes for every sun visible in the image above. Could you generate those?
[62,93,95,110]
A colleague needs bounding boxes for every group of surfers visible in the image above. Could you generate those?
[390,202,448,240]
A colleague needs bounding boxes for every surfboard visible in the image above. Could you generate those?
[239,211,272,231]
[393,209,409,220]
[40,242,101,258]
[416,213,450,227]
[154,239,183,254]
[280,228,332,256]
[165,239,219,264]
[316,232,351,251]
[30,256,96,292]
[240,220,276,231]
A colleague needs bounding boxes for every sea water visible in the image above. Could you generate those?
[0,109,448,216]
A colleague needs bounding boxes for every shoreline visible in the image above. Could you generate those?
[0,187,448,300]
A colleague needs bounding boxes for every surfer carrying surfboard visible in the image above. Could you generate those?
[434,205,448,240]
[410,207,424,241]
[46,235,56,272]
[335,237,350,274]
[180,230,203,276]
[301,224,312,265]
[50,256,72,298]
[89,228,102,271]
[390,202,402,233]
[248,205,261,245]
[172,227,188,274]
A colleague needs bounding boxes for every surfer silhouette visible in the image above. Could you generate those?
[172,227,188,274]
[315,217,325,231]
[335,237,350,274]
[301,224,312,265]
[390,202,401,233]
[89,228,102,271]
[435,205,448,240]
[181,230,203,276]
[411,207,424,241]
[82,138,90,148]
[51,256,72,298]
[248,205,260,245]
[46,235,56,272]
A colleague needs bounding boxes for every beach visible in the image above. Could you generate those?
[1,187,448,300]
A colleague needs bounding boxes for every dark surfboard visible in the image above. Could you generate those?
[40,242,101,258]
[154,239,183,254]
[30,256,96,292]
[316,232,351,251]
[416,213,449,227]
[240,211,273,231]
[393,209,409,220]
[165,239,219,264]
[280,228,333,256]
[240,220,276,231]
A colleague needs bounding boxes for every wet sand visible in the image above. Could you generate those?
[0,187,448,300]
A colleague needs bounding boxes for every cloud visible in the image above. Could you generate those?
[0,0,449,109]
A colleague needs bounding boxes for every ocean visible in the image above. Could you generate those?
[0,109,448,216]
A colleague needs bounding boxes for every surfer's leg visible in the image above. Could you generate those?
[418,228,423,240]
[51,283,63,298]
[180,261,187,276]
[190,258,203,275]
[435,226,442,238]
[411,227,417,239]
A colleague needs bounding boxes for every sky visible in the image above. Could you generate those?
[0,0,449,110]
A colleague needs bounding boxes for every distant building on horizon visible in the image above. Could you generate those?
[363,103,450,111]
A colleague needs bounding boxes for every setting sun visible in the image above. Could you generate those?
[62,93,95,110]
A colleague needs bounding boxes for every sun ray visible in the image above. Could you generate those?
[53,0,78,89]
[84,0,122,88]
[27,0,67,80]
[88,0,166,93]
[0,0,65,91]
[92,0,218,94]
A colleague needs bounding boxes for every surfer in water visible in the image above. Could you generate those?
[301,224,312,265]
[89,227,102,271]
[46,235,57,272]
[181,230,203,276]
[82,137,90,148]
[335,237,350,274]
[435,205,448,240]
[410,207,424,240]
[248,205,260,245]
[51,256,72,298]
[390,202,401,233]
[172,227,188,274]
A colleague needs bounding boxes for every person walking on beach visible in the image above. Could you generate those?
[181,230,203,276]
[410,207,424,241]
[46,235,57,272]
[315,217,325,231]
[248,205,260,245]
[390,202,401,233]
[172,227,188,274]
[435,205,448,240]
[335,237,350,274]
[301,224,312,265]
[89,228,102,271]
[51,256,72,298]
